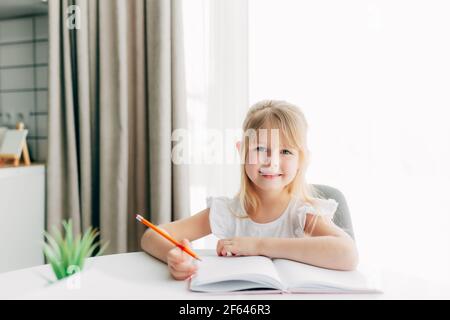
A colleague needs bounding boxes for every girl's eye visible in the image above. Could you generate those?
[281,149,293,155]
[256,146,267,152]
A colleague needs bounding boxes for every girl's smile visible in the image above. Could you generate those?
[259,170,283,179]
[261,175,282,179]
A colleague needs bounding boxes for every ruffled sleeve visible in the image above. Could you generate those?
[207,196,236,239]
[294,198,339,237]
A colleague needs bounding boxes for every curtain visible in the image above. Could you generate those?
[47,0,190,254]
[182,0,249,248]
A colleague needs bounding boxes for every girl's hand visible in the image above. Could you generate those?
[166,239,198,280]
[216,237,262,257]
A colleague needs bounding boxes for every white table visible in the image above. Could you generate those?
[0,251,449,299]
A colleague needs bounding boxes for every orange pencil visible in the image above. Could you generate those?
[135,214,201,261]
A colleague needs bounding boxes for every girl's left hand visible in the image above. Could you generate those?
[216,237,262,257]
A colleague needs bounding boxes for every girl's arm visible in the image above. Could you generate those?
[140,208,212,263]
[258,215,359,270]
[219,215,359,271]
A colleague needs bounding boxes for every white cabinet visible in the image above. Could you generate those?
[0,165,45,273]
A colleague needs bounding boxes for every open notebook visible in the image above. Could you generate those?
[190,255,381,294]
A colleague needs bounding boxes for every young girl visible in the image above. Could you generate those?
[141,100,359,280]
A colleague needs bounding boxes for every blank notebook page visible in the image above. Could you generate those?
[273,258,373,291]
[192,255,281,285]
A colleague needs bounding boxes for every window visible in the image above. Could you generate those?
[249,0,450,283]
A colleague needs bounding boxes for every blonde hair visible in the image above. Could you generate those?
[236,100,319,217]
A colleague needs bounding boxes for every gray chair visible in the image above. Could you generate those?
[312,184,355,240]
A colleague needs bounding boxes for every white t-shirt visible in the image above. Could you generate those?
[207,196,339,239]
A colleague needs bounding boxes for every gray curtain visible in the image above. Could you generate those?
[47,0,190,253]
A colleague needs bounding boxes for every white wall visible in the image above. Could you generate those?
[0,15,49,162]
[249,0,450,283]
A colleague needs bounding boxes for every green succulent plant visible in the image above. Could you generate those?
[43,219,108,280]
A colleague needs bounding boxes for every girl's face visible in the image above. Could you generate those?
[244,128,299,192]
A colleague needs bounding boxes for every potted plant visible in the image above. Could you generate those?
[43,219,108,280]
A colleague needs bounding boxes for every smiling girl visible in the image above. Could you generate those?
[141,100,359,280]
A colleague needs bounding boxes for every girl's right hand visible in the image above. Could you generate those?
[166,239,198,280]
